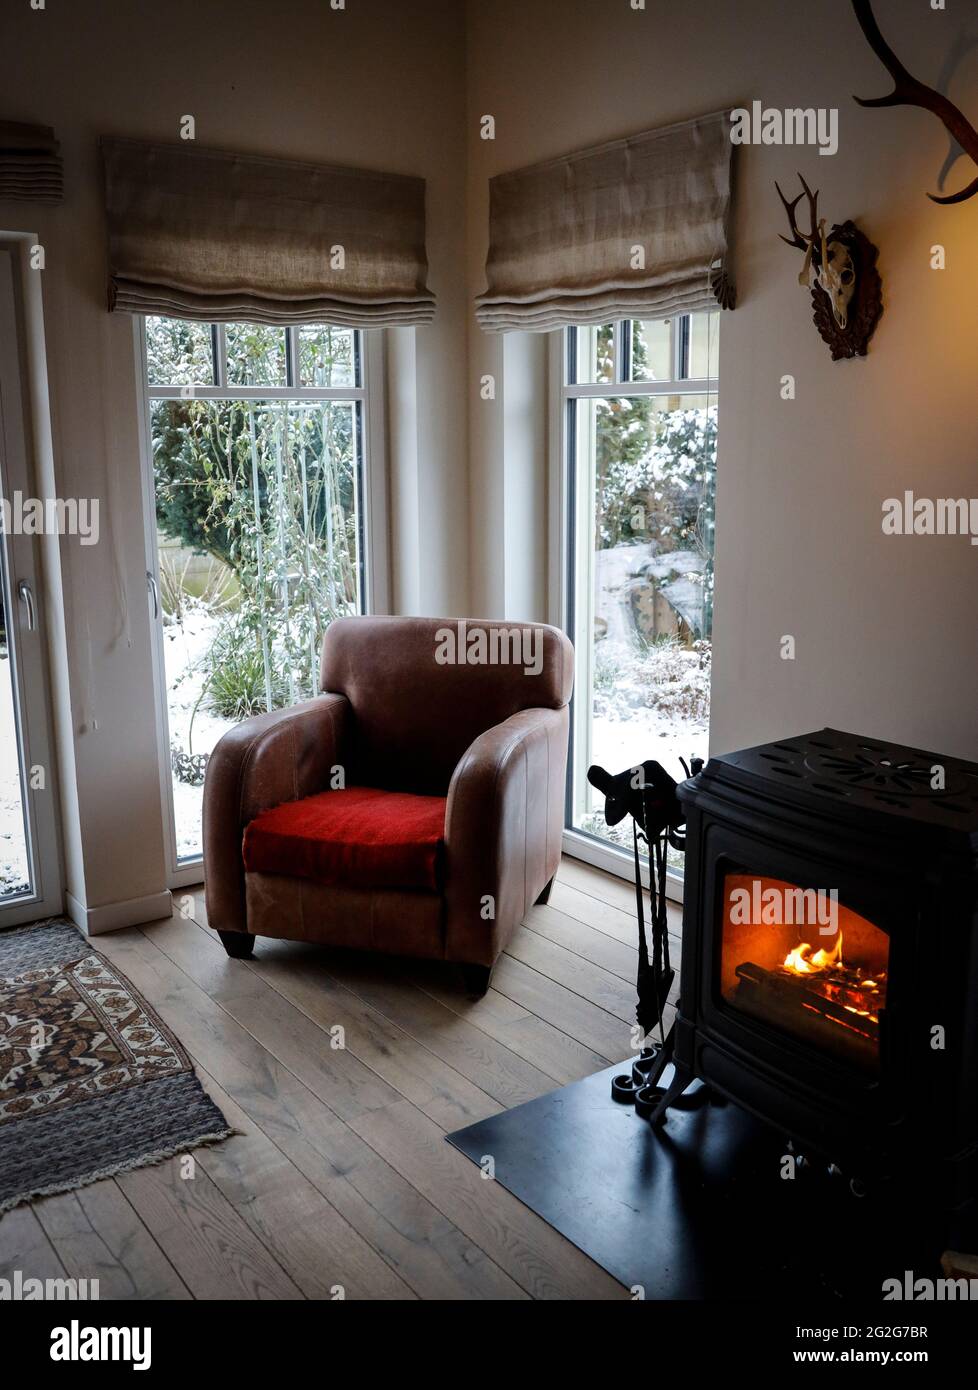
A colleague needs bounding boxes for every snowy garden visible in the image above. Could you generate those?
[146,319,361,860]
[572,324,717,850]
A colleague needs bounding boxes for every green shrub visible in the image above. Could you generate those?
[203,625,288,719]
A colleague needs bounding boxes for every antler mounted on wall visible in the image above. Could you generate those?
[775,173,883,361]
[851,0,978,204]
[776,173,826,290]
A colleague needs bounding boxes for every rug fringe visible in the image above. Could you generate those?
[0,1127,238,1216]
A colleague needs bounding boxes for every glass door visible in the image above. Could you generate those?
[563,315,719,868]
[720,872,888,1073]
[138,318,372,882]
[0,244,62,926]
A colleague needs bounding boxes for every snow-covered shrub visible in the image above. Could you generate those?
[593,636,710,725]
[635,636,711,721]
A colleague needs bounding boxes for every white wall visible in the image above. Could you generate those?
[465,0,978,761]
[1,0,469,922]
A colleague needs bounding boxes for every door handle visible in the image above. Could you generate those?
[17,578,36,632]
[147,571,159,620]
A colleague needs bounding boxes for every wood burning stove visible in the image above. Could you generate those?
[653,728,978,1217]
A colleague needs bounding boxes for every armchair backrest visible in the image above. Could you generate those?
[321,615,574,794]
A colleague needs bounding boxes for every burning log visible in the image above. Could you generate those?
[736,962,879,1037]
[734,948,886,1071]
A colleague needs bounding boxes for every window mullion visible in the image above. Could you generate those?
[676,315,690,380]
[286,326,300,388]
[209,324,220,387]
[619,320,632,385]
[215,324,227,389]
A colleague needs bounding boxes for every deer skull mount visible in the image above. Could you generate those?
[817,239,856,331]
[776,174,883,361]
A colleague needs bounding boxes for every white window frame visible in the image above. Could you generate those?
[134,320,389,889]
[0,238,64,925]
[549,317,719,899]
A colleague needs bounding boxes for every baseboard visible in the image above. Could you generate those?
[65,888,173,936]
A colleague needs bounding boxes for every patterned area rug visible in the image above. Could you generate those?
[0,920,232,1213]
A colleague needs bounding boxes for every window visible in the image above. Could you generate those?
[562,314,719,862]
[140,318,374,870]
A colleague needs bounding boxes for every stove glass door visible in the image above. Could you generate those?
[720,873,889,1072]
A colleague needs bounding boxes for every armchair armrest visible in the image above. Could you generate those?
[444,705,568,967]
[203,692,350,935]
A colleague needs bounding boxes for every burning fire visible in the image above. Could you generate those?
[783,932,844,975]
[780,929,884,1026]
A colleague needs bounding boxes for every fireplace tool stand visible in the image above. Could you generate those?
[587,758,701,1125]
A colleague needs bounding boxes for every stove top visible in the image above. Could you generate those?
[690,728,978,836]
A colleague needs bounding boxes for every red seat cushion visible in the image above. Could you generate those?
[242,786,447,892]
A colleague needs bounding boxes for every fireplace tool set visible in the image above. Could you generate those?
[587,757,702,1123]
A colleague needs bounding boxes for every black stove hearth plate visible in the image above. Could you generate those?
[446,1060,948,1299]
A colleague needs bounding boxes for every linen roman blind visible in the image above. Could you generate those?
[101,137,435,326]
[475,110,734,333]
[0,121,63,203]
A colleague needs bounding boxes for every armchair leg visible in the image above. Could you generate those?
[461,964,492,998]
[218,930,255,960]
[535,874,556,906]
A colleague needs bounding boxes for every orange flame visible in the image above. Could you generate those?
[783,931,844,975]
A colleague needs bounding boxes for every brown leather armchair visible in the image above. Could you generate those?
[203,615,574,992]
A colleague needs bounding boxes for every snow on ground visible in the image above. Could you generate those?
[591,661,709,789]
[585,635,710,857]
[580,541,711,851]
[0,652,31,897]
[160,607,234,860]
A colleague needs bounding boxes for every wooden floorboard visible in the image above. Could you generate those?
[93,929,513,1300]
[0,854,662,1299]
[115,1160,306,1301]
[175,917,505,1130]
[549,876,683,950]
[0,1206,69,1284]
[349,1097,626,1300]
[32,1182,191,1301]
[408,961,612,1086]
[187,1070,416,1300]
[524,902,640,980]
